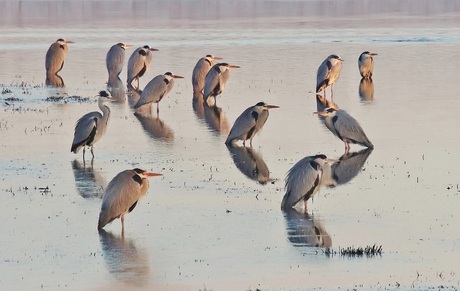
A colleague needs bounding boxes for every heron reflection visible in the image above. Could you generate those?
[193,92,230,135]
[327,148,373,187]
[71,159,106,199]
[283,209,331,248]
[359,77,374,102]
[226,144,272,184]
[134,112,174,142]
[107,76,127,103]
[99,229,150,287]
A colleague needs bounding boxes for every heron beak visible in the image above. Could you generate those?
[124,44,134,49]
[326,158,340,164]
[172,74,184,79]
[229,65,240,69]
[265,105,280,109]
[65,40,75,44]
[213,56,223,60]
[149,48,159,51]
[313,111,326,116]
[145,172,163,177]
[370,52,378,56]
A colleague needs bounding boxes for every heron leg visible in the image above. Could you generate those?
[82,147,86,160]
[91,145,95,158]
[156,103,160,116]
[242,140,246,146]
[121,214,125,236]
[344,142,350,154]
[249,138,254,148]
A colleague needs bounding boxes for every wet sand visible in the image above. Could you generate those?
[1,1,460,290]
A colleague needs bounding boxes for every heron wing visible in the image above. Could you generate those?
[332,110,373,147]
[98,170,144,229]
[45,43,66,74]
[316,59,332,92]
[226,106,257,143]
[106,46,125,77]
[281,157,321,209]
[192,58,211,92]
[134,75,167,108]
[203,66,221,99]
[71,111,101,152]
[127,48,145,82]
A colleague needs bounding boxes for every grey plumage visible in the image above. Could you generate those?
[192,54,222,93]
[358,51,377,79]
[281,154,337,212]
[225,102,279,146]
[316,54,344,101]
[45,38,73,87]
[203,62,240,105]
[127,45,158,89]
[106,43,131,80]
[71,91,112,159]
[98,168,162,232]
[133,72,183,114]
[315,107,374,153]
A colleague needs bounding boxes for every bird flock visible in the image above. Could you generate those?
[45,38,377,232]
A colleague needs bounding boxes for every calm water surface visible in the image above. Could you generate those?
[1,1,460,290]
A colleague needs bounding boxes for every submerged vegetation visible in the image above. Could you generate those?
[325,244,383,257]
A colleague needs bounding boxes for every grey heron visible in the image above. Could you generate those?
[192,54,222,93]
[225,102,279,147]
[281,154,339,212]
[358,51,377,79]
[316,54,344,101]
[203,62,240,106]
[127,45,159,89]
[45,38,74,87]
[106,42,132,81]
[314,107,374,153]
[98,168,162,233]
[71,91,113,160]
[133,72,184,115]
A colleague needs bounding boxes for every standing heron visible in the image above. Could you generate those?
[127,45,159,89]
[133,72,184,114]
[314,107,374,153]
[281,154,339,212]
[106,42,132,81]
[203,63,240,106]
[358,51,378,79]
[225,102,279,147]
[192,54,222,93]
[98,168,162,233]
[316,54,344,101]
[45,38,74,87]
[71,91,113,160]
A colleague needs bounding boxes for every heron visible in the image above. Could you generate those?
[281,154,339,212]
[45,38,74,87]
[98,168,162,234]
[225,102,279,147]
[106,42,133,81]
[314,107,374,153]
[71,91,113,160]
[133,72,184,115]
[192,54,223,93]
[358,51,377,79]
[316,54,344,101]
[203,62,240,106]
[127,45,159,89]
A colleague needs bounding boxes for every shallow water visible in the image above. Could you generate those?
[2,1,460,290]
